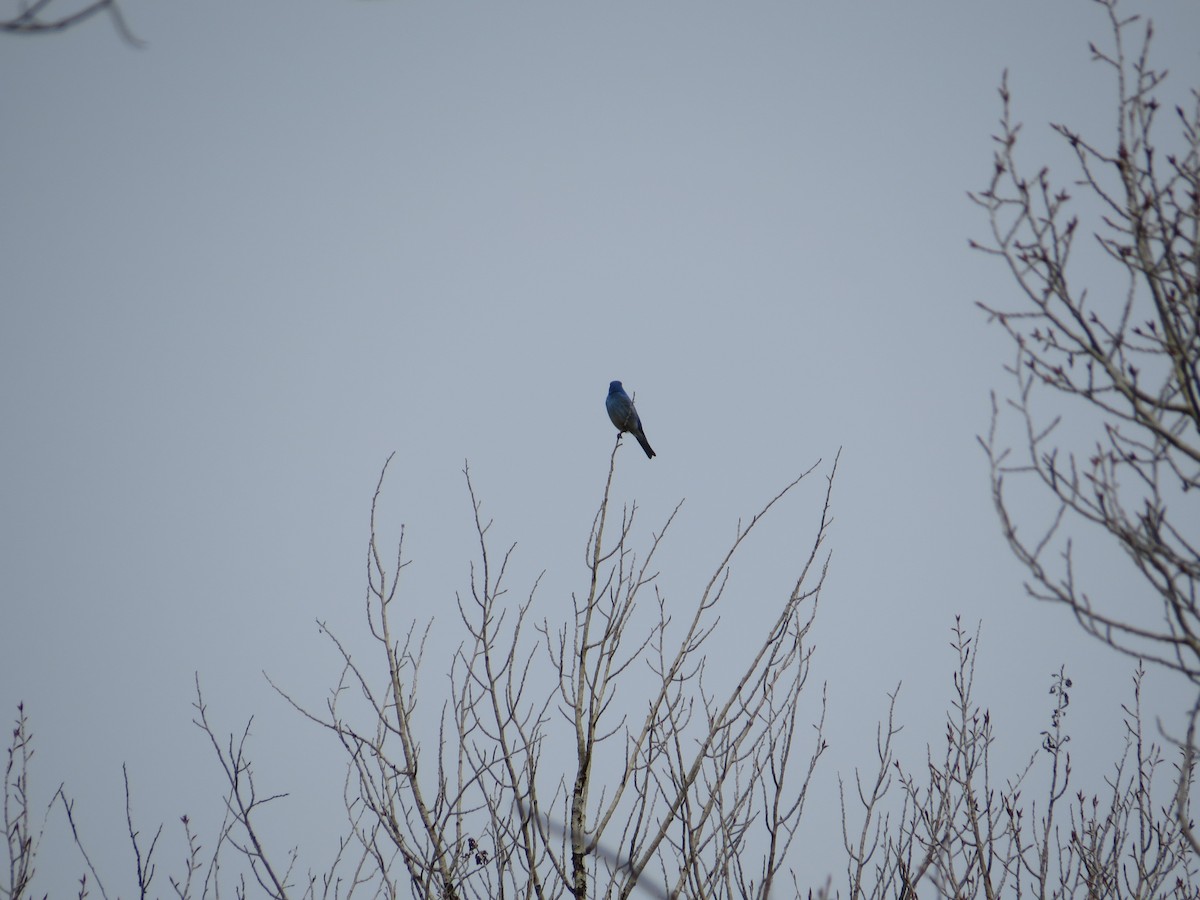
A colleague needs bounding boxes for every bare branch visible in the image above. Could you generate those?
[0,0,143,45]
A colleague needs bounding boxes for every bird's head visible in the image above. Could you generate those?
[608,380,623,393]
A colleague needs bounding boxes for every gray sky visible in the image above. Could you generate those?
[3,1,1199,895]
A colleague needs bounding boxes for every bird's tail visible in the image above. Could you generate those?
[635,431,656,459]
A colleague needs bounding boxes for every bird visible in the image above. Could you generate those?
[606,380,656,459]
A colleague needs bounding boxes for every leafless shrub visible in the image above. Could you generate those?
[841,619,1199,899]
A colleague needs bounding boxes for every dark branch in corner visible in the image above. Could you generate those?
[1,0,143,46]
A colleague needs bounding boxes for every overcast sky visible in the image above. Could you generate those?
[3,0,1199,895]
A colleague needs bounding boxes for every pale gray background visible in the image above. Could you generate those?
[3,1,1199,894]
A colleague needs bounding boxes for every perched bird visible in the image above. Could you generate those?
[606,380,656,459]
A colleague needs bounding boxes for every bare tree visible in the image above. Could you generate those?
[972,0,1200,845]
[1,0,141,44]
[269,441,836,899]
[974,0,1199,677]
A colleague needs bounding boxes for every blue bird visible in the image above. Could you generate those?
[606,381,656,459]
